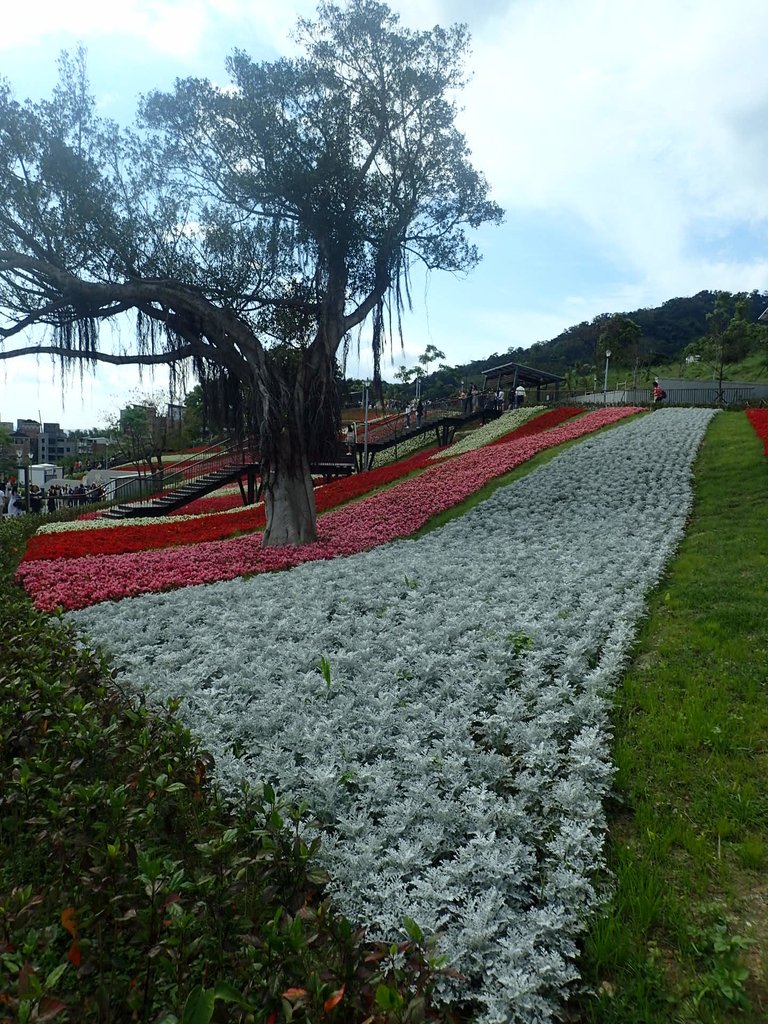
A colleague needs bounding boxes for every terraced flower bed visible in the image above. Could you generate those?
[17,407,640,611]
[66,408,715,1023]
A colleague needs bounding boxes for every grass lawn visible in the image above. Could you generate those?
[575,409,768,1023]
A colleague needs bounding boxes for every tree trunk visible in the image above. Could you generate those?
[249,322,342,548]
[261,427,317,547]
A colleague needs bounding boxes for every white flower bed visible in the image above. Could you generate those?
[68,408,715,1023]
[35,500,259,534]
[372,428,437,466]
[430,406,542,459]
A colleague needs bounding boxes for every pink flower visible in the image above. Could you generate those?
[16,406,641,611]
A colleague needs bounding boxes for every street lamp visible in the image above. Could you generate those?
[603,349,612,404]
[363,378,370,470]
[15,447,31,512]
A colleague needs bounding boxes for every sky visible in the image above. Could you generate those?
[2,0,768,429]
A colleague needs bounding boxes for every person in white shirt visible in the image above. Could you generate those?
[7,489,24,516]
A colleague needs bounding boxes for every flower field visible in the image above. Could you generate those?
[746,407,768,454]
[430,405,544,458]
[17,407,638,611]
[21,445,443,563]
[56,406,716,1023]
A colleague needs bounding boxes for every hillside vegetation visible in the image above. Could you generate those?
[405,290,768,401]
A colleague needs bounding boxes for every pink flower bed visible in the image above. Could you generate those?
[17,407,641,612]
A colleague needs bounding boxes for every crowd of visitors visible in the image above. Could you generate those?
[2,479,106,516]
[459,383,526,414]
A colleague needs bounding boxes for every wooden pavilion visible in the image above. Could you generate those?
[481,360,566,403]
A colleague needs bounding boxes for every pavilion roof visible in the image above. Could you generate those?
[481,360,566,387]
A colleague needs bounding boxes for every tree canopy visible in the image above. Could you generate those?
[0,0,502,544]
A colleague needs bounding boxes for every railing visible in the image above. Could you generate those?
[105,438,253,510]
[565,385,760,407]
[346,399,474,447]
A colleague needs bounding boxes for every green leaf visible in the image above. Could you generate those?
[43,962,69,989]
[181,986,216,1024]
[212,980,252,1008]
[375,984,402,1011]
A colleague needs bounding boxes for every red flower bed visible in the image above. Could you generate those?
[23,446,441,563]
[17,408,641,611]
[746,409,768,455]
[353,413,402,441]
[23,411,586,566]
[488,405,585,444]
[176,494,245,516]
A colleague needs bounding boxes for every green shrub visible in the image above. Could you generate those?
[0,517,451,1023]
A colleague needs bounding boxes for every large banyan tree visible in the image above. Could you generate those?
[0,0,503,545]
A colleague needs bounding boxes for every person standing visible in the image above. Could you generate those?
[515,383,526,408]
[7,489,23,516]
[416,397,424,428]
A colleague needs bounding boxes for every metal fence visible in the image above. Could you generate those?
[566,385,765,408]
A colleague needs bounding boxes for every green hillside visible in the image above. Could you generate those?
[397,290,768,401]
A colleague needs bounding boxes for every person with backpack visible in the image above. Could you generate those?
[653,379,666,405]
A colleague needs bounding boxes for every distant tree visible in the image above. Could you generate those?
[0,1,502,545]
[180,386,206,446]
[0,424,16,480]
[394,365,416,386]
[105,392,174,483]
[180,382,255,444]
[418,344,446,378]
[700,292,767,398]
[595,315,642,374]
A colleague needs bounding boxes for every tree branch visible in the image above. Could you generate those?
[0,343,195,365]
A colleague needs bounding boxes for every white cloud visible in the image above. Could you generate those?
[2,1,232,56]
[460,0,768,293]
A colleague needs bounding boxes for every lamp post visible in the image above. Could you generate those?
[603,349,612,404]
[15,447,30,512]
[363,378,370,471]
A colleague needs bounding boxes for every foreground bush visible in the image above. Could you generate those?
[0,517,450,1023]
